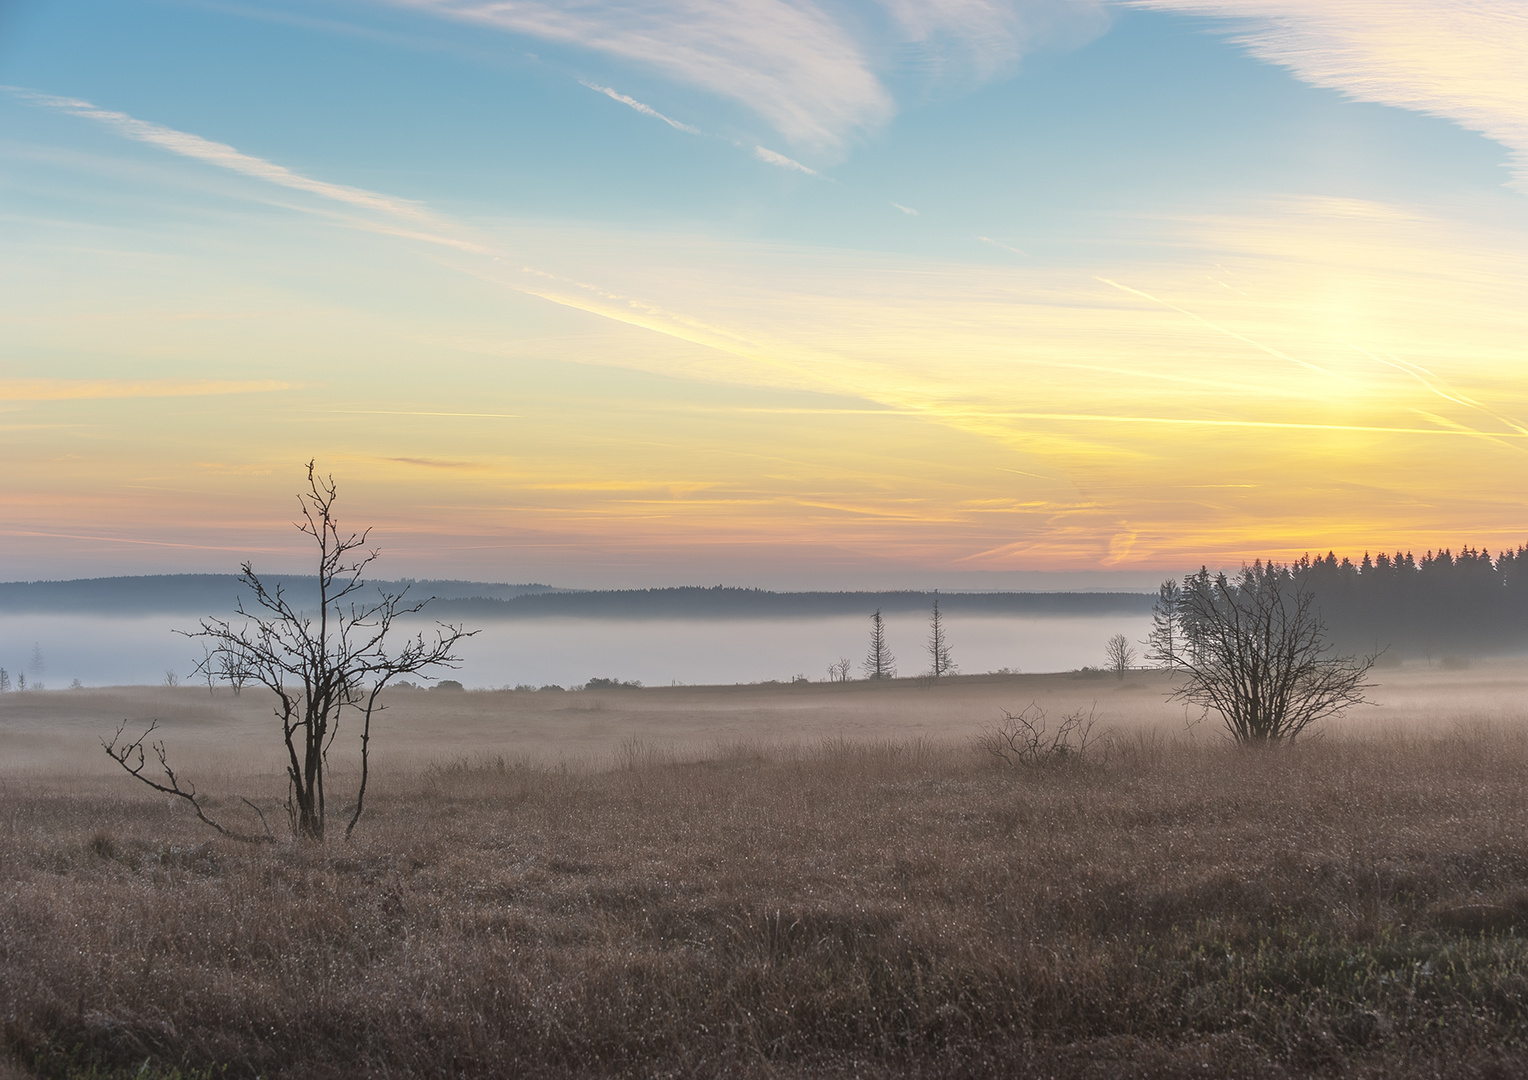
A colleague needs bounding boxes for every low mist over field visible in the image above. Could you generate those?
[0,610,1153,691]
[0,661,1522,777]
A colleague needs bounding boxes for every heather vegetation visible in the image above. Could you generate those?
[6,721,1528,1079]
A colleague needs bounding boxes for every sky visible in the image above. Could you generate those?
[1,0,1526,589]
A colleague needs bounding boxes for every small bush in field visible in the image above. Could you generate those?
[979,703,1103,767]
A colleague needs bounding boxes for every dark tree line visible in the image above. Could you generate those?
[1281,545,1528,657]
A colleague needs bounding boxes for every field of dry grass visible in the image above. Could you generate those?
[3,663,1528,1077]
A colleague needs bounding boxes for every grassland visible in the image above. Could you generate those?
[3,665,1528,1077]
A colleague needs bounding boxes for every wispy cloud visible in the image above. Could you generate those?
[6,87,492,253]
[385,456,492,470]
[580,81,702,134]
[12,88,826,384]
[891,201,919,215]
[1128,1,1528,189]
[0,378,291,402]
[2,88,440,219]
[0,527,294,554]
[879,0,1110,85]
[379,0,1108,147]
[582,79,837,177]
[390,0,888,147]
[979,236,1026,255]
[754,145,819,174]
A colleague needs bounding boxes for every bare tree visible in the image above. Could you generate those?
[862,609,896,679]
[1104,633,1136,680]
[105,462,475,841]
[926,596,956,679]
[826,657,852,682]
[1160,563,1375,743]
[218,648,248,696]
[197,647,246,696]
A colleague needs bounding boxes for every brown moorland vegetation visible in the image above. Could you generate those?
[3,666,1528,1078]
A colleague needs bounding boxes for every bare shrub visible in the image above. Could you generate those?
[979,702,1103,767]
[1155,563,1376,743]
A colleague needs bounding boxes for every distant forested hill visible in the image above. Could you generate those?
[0,576,1154,620]
[12,556,1520,658]
[427,587,1156,620]
[0,576,562,615]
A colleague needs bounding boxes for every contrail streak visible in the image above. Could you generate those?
[580,82,702,134]
[1096,276,1341,379]
[0,528,293,553]
[1341,339,1528,439]
[941,409,1528,440]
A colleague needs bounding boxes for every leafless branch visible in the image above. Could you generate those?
[239,796,275,842]
[102,721,273,844]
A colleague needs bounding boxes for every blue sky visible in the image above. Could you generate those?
[6,1,1510,244]
[2,0,1526,587]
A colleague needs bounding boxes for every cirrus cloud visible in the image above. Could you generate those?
[1128,0,1528,190]
[0,378,292,402]
[384,0,1109,147]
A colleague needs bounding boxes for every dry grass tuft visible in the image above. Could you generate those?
[5,727,1528,1077]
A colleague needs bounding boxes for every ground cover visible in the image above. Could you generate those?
[4,684,1528,1077]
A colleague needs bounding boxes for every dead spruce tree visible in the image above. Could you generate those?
[1155,562,1374,743]
[106,462,474,840]
[926,596,956,678]
[862,608,896,679]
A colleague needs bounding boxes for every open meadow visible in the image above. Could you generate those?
[3,662,1528,1077]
